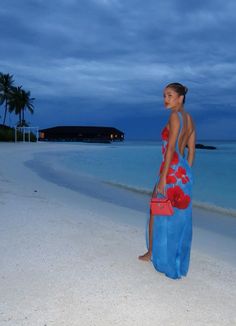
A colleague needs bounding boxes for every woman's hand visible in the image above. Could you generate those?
[152,176,167,198]
[156,176,166,196]
[152,184,158,198]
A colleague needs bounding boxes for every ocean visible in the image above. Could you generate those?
[32,140,236,216]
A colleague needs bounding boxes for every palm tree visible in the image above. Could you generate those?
[19,88,35,127]
[0,73,14,125]
[8,86,35,127]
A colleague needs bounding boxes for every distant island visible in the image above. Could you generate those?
[39,126,124,143]
[195,143,217,150]
[185,143,216,150]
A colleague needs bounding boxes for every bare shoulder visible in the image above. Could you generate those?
[168,111,180,134]
[169,111,180,124]
[170,110,179,118]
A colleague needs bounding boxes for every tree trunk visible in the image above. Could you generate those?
[3,101,7,125]
[18,111,22,127]
[22,108,25,125]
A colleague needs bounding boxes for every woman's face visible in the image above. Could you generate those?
[163,87,183,109]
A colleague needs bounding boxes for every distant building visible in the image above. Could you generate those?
[39,126,124,143]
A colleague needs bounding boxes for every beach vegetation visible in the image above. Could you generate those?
[0,124,37,142]
[0,72,36,141]
[0,125,14,141]
[8,86,34,127]
[0,73,14,125]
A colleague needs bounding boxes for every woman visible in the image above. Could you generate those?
[139,82,196,279]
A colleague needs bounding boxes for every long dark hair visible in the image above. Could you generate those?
[166,82,188,104]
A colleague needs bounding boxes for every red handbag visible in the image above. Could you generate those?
[150,194,174,216]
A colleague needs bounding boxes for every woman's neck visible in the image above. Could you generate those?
[172,106,184,112]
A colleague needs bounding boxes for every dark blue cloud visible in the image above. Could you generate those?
[1,0,236,139]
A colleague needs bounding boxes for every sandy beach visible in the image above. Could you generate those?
[1,142,236,326]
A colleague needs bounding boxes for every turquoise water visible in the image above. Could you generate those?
[35,140,236,214]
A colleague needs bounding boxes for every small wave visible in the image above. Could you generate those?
[104,180,236,217]
[103,181,152,195]
[191,200,236,217]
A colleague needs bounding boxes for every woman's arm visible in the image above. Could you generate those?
[155,112,180,195]
[187,129,196,167]
[161,112,180,178]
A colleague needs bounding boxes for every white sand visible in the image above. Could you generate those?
[0,142,236,326]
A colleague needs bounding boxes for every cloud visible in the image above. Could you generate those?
[1,0,236,138]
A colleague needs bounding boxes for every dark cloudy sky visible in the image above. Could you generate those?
[1,0,236,140]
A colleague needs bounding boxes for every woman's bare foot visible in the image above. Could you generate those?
[138,252,151,261]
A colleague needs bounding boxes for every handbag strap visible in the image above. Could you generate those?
[156,191,167,199]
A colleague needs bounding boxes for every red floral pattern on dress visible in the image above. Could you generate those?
[161,127,169,141]
[162,145,166,154]
[159,161,175,175]
[166,175,177,184]
[171,151,179,165]
[167,185,191,209]
[159,151,179,177]
[175,166,190,184]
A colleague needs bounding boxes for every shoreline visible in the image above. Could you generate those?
[103,181,236,217]
[23,143,236,217]
[1,142,236,325]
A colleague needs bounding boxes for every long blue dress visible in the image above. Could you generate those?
[146,111,194,279]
